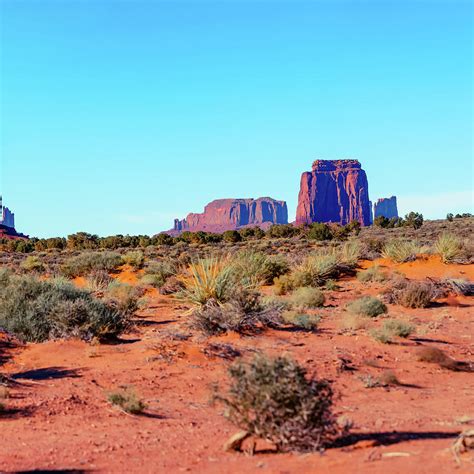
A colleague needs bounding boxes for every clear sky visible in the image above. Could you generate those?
[1,0,472,238]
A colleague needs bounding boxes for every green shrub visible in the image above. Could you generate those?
[122,250,145,269]
[382,240,421,263]
[273,274,294,295]
[231,251,289,287]
[108,388,146,414]
[61,252,123,278]
[282,311,320,331]
[435,233,464,263]
[356,266,387,283]
[346,296,387,318]
[289,287,325,309]
[0,273,129,342]
[214,355,341,452]
[103,281,142,315]
[307,223,333,241]
[371,319,414,343]
[20,256,44,272]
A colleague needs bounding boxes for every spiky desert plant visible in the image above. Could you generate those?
[435,233,464,263]
[178,256,237,307]
[292,252,339,287]
[382,240,421,263]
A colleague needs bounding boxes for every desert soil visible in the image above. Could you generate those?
[1,257,473,473]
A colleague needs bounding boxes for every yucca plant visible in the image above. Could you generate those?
[293,252,339,287]
[382,239,421,263]
[178,257,237,307]
[435,233,464,263]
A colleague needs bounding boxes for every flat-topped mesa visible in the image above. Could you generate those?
[296,159,372,226]
[171,197,288,234]
[374,196,398,219]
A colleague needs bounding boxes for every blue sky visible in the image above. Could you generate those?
[1,0,472,238]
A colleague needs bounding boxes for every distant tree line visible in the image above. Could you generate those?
[2,210,456,254]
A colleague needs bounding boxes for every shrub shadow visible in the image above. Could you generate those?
[335,430,460,448]
[12,367,81,381]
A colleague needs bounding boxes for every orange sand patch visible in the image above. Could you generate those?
[72,276,87,288]
[360,254,474,280]
[114,265,142,285]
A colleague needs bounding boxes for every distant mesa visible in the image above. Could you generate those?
[169,197,288,235]
[296,159,372,226]
[0,196,27,240]
[374,196,399,219]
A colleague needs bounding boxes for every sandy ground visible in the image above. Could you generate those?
[1,258,473,473]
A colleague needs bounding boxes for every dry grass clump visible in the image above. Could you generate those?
[85,269,114,291]
[290,243,360,289]
[346,296,387,318]
[371,319,415,344]
[435,233,464,263]
[214,355,342,452]
[382,240,422,263]
[108,387,147,414]
[289,287,325,309]
[387,279,435,308]
[231,250,289,287]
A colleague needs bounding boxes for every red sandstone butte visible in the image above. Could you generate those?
[170,197,288,234]
[296,159,371,226]
[374,196,399,219]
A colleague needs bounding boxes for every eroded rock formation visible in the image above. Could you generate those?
[374,196,398,219]
[170,197,288,234]
[295,159,371,226]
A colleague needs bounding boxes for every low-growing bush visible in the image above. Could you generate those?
[282,311,320,331]
[108,387,146,414]
[103,281,143,315]
[388,279,434,308]
[122,250,145,269]
[191,289,281,335]
[20,256,44,273]
[346,296,387,318]
[0,273,130,342]
[273,274,294,295]
[289,287,325,309]
[356,265,387,283]
[214,355,342,452]
[61,252,123,278]
[435,233,464,263]
[141,260,177,288]
[371,319,414,344]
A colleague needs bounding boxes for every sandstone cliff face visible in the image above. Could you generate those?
[172,197,288,234]
[374,196,398,219]
[295,160,371,226]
